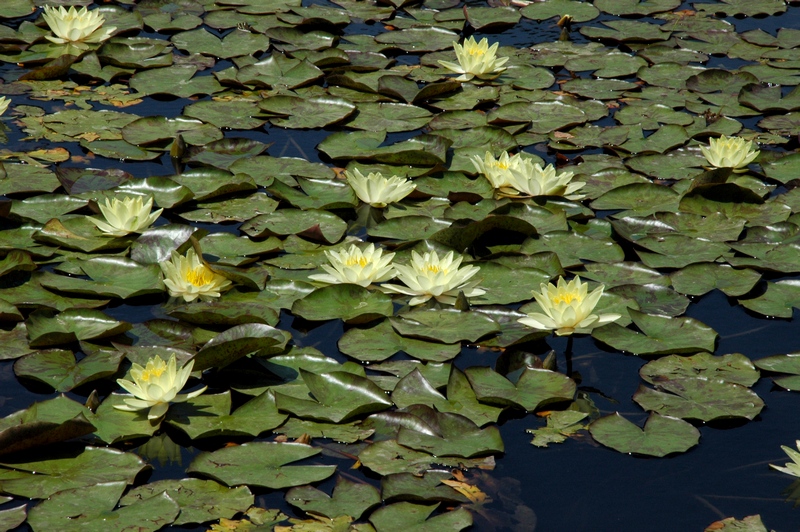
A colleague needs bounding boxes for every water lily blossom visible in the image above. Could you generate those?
[42,5,116,45]
[160,249,232,302]
[519,276,620,336]
[309,243,396,287]
[346,168,416,208]
[471,151,525,196]
[381,250,485,306]
[88,195,163,237]
[700,135,759,173]
[0,97,9,116]
[438,36,508,82]
[508,161,585,200]
[114,354,206,420]
[770,441,800,477]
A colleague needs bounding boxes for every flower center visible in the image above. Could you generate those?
[346,256,369,268]
[494,161,509,170]
[141,365,166,382]
[552,292,580,305]
[467,46,485,57]
[426,264,447,275]
[186,266,214,287]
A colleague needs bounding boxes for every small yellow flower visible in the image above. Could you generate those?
[42,5,116,46]
[114,354,206,420]
[0,97,10,116]
[518,276,620,336]
[160,249,232,302]
[471,151,522,195]
[88,196,163,237]
[438,36,509,82]
[700,135,759,173]
[309,243,396,287]
[381,250,485,306]
[770,441,800,478]
[507,161,585,200]
[346,168,416,208]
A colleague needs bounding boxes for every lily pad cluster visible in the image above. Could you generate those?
[0,0,799,529]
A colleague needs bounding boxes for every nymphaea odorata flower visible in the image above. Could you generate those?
[381,250,485,306]
[518,276,620,336]
[114,354,206,420]
[471,151,522,196]
[42,5,116,46]
[438,36,509,82]
[309,243,396,287]
[700,135,759,173]
[0,97,9,116]
[160,249,232,302]
[770,441,800,478]
[507,161,585,200]
[346,168,416,208]
[88,195,163,237]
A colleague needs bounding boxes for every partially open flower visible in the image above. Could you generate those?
[114,353,205,420]
[381,250,485,306]
[438,36,509,82]
[88,196,163,237]
[309,243,395,287]
[42,5,116,45]
[0,97,10,116]
[471,151,523,196]
[160,249,232,302]
[507,161,585,200]
[518,276,620,336]
[346,168,416,208]
[700,135,759,173]
[770,440,800,478]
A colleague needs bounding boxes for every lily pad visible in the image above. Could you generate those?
[633,378,764,422]
[589,412,700,457]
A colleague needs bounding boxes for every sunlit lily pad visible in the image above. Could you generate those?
[633,378,764,422]
[465,367,576,412]
[753,353,800,391]
[0,395,94,456]
[640,352,759,387]
[592,309,717,356]
[14,348,123,392]
[589,412,699,457]
[166,390,286,439]
[339,319,460,362]
[390,310,500,344]
[285,476,380,520]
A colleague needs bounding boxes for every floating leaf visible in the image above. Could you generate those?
[589,412,699,457]
[633,378,764,422]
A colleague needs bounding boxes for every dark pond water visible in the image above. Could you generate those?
[3,0,800,531]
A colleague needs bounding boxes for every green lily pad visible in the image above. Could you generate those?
[753,353,800,391]
[286,476,380,520]
[339,319,461,362]
[188,442,336,489]
[241,208,347,244]
[670,263,761,297]
[166,391,287,439]
[640,352,760,387]
[120,478,253,526]
[0,395,95,456]
[528,410,589,448]
[370,502,472,531]
[633,378,764,422]
[292,284,393,324]
[192,323,291,372]
[465,367,576,412]
[520,0,599,22]
[592,309,717,356]
[26,308,130,348]
[738,280,800,318]
[130,65,222,98]
[39,257,164,299]
[390,309,500,344]
[394,405,504,458]
[259,94,355,129]
[589,412,700,457]
[14,348,123,392]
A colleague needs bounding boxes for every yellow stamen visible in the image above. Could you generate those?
[426,264,446,274]
[552,292,580,305]
[346,256,369,267]
[185,266,213,287]
[141,365,166,382]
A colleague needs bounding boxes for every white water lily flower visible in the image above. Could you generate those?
[0,97,9,116]
[770,440,800,478]
[471,151,524,196]
[114,354,206,420]
[507,161,585,200]
[518,276,621,336]
[88,195,163,237]
[438,36,509,82]
[309,243,396,287]
[42,5,116,45]
[381,250,485,306]
[700,135,759,173]
[346,168,416,208]
[160,249,232,302]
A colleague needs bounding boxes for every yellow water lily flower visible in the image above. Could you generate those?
[471,151,524,196]
[381,250,485,306]
[309,243,396,287]
[507,161,585,200]
[42,5,116,45]
[770,440,800,478]
[0,97,9,116]
[160,249,232,302]
[88,195,163,237]
[699,135,759,173]
[518,276,620,336]
[346,168,416,208]
[438,36,509,82]
[114,353,206,420]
